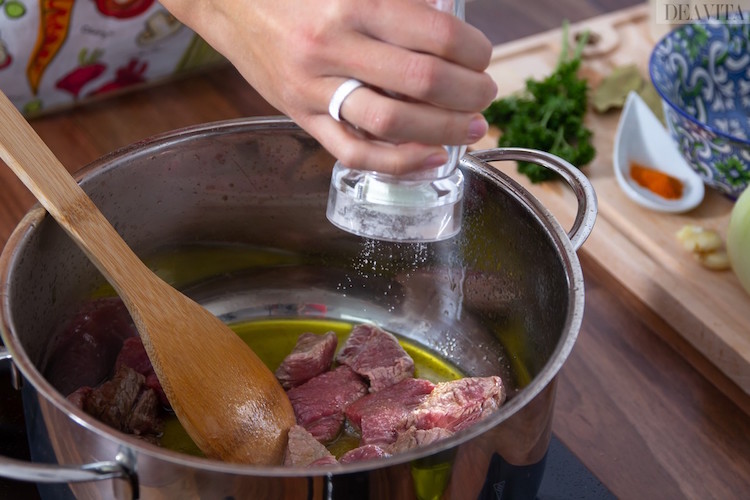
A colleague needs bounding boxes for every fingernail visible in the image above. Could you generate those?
[467,115,489,141]
[423,152,449,169]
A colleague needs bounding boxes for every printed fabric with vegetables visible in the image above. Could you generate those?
[0,0,225,116]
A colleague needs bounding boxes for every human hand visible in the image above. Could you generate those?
[161,0,497,175]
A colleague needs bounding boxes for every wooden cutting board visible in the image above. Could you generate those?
[472,4,750,395]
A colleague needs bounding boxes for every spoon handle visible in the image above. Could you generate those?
[0,92,151,298]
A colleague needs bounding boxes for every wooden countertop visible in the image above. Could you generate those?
[1,1,748,498]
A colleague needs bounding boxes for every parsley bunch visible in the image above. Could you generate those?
[482,22,596,183]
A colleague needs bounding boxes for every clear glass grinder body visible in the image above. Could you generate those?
[326,0,467,243]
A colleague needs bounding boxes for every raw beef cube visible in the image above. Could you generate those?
[305,414,346,444]
[409,376,506,433]
[310,455,339,466]
[287,365,367,443]
[66,386,92,409]
[84,365,144,431]
[345,378,435,446]
[126,388,162,437]
[45,298,137,396]
[115,336,154,375]
[275,331,338,389]
[116,336,169,408]
[336,324,415,392]
[284,425,337,467]
[388,427,453,454]
[339,444,391,464]
[81,365,164,439]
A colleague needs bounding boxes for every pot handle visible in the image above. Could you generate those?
[0,346,22,390]
[468,147,598,251]
[0,349,139,497]
[0,447,139,499]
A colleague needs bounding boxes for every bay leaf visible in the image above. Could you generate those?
[637,81,666,125]
[592,64,644,113]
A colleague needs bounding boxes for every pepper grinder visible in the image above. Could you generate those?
[326,0,467,243]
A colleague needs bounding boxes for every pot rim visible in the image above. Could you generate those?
[0,116,586,476]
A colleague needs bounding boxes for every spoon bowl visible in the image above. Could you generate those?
[613,91,704,213]
[0,92,296,465]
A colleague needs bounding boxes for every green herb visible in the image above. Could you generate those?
[482,21,596,183]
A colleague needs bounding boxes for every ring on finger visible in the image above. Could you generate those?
[328,78,364,122]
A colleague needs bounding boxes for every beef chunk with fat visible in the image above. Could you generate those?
[408,376,506,433]
[336,324,415,392]
[76,365,163,440]
[284,425,338,467]
[345,377,435,446]
[126,388,162,437]
[287,365,367,443]
[84,365,143,430]
[387,426,454,454]
[275,331,338,389]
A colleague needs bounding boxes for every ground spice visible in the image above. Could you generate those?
[629,161,683,200]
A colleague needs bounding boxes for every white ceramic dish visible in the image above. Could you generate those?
[613,91,704,213]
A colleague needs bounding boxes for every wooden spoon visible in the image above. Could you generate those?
[0,92,295,465]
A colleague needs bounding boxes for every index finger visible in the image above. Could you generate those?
[359,0,493,72]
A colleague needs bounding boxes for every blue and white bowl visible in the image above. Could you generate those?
[649,18,750,200]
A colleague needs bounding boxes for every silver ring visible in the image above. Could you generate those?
[328,78,364,122]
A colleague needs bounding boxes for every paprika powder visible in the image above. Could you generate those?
[629,161,684,200]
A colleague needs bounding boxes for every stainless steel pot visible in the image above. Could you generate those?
[0,117,596,499]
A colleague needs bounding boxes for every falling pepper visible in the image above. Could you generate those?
[629,161,684,200]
